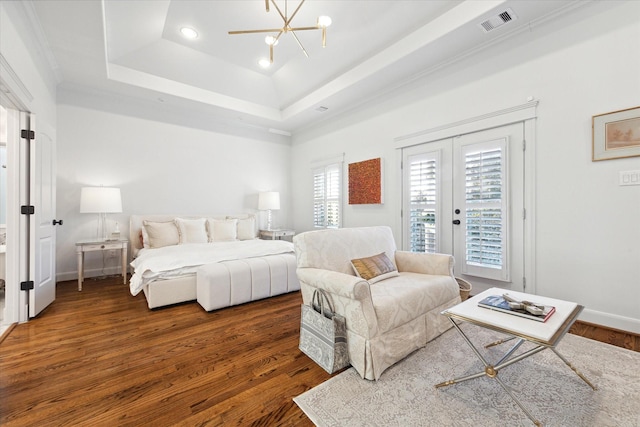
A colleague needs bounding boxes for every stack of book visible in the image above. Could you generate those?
[478,294,555,322]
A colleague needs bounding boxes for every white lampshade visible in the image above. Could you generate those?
[258,191,280,210]
[80,187,122,213]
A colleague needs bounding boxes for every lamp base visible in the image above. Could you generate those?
[266,209,273,231]
[97,213,109,241]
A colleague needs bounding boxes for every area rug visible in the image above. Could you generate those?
[294,324,640,426]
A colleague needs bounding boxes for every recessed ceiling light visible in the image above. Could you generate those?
[180,27,198,39]
[258,58,271,68]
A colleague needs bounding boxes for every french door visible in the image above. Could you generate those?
[402,122,526,294]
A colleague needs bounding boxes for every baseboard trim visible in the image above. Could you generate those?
[579,308,640,335]
[56,267,126,283]
[0,322,18,345]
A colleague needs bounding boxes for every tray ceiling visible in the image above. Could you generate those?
[30,0,581,135]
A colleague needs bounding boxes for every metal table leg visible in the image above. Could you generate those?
[435,318,544,426]
[436,317,598,426]
[551,348,597,390]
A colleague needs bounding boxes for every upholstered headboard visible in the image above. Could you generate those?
[129,213,256,258]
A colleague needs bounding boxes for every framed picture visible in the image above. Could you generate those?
[348,158,383,204]
[592,106,640,161]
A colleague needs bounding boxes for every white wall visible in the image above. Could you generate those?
[56,99,292,280]
[291,1,640,333]
[0,3,57,130]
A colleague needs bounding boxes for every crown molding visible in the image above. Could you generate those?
[0,54,33,111]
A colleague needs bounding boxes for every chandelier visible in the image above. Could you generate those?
[228,0,332,66]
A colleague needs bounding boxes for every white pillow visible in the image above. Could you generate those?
[142,220,180,248]
[231,215,257,240]
[175,218,208,244]
[208,218,238,242]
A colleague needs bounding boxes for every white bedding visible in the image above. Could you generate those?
[129,239,295,296]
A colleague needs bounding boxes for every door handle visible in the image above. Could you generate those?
[452,220,461,225]
[53,219,63,226]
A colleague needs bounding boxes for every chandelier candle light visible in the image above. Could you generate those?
[229,0,331,65]
[258,191,280,231]
[80,187,122,241]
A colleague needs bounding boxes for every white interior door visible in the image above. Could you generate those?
[402,122,526,295]
[24,113,56,318]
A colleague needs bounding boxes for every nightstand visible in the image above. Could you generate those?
[76,239,128,291]
[259,229,295,241]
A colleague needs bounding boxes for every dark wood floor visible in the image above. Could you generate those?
[0,277,330,426]
[1,277,638,426]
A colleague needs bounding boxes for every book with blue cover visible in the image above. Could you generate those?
[478,294,555,322]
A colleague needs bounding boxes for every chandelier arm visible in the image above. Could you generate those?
[286,26,321,31]
[229,0,326,64]
[270,0,307,30]
[270,1,288,24]
[290,30,309,57]
[284,0,306,27]
[229,28,286,35]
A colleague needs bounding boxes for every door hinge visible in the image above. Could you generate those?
[522,208,526,220]
[21,205,35,215]
[21,129,35,140]
[522,139,526,151]
[522,276,527,291]
[20,281,34,291]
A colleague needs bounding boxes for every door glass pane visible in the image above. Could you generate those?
[465,207,502,268]
[461,142,507,278]
[408,153,437,253]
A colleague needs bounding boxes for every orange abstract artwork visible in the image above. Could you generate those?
[348,158,382,204]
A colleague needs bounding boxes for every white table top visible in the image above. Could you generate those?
[76,238,128,246]
[443,287,582,345]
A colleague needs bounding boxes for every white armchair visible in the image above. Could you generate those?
[294,226,461,380]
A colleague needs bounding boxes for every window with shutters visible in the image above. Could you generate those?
[407,152,439,253]
[313,163,341,228]
[460,139,509,281]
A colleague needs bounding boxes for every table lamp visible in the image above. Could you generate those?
[258,191,280,231]
[80,187,122,240]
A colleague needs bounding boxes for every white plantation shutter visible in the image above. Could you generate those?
[460,139,509,281]
[407,152,439,253]
[313,171,326,227]
[313,163,341,228]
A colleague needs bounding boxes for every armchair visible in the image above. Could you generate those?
[294,226,461,380]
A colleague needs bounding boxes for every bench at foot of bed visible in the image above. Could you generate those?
[196,253,300,311]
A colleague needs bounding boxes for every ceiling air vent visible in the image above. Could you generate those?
[479,8,517,33]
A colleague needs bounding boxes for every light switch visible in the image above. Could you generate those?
[619,170,640,186]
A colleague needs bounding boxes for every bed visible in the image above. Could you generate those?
[129,214,300,310]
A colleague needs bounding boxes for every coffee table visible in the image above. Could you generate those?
[436,287,597,426]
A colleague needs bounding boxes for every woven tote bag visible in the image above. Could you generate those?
[299,288,349,374]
